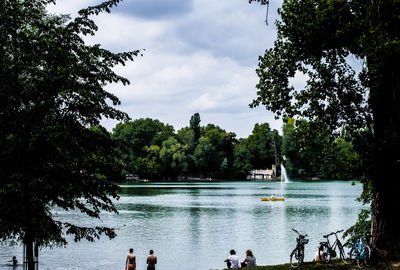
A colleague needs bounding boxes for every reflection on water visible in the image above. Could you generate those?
[1,181,365,270]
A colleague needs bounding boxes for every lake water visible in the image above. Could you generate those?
[1,180,365,270]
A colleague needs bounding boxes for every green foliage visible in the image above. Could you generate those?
[0,0,138,253]
[111,113,280,179]
[177,127,196,150]
[220,157,229,173]
[190,112,201,142]
[198,124,237,178]
[160,137,188,178]
[247,123,280,169]
[194,137,218,176]
[110,114,360,182]
[282,119,328,178]
[233,141,254,177]
[251,1,371,133]
[112,118,174,155]
[282,118,361,180]
[326,138,361,180]
[111,118,174,178]
[344,208,371,243]
[250,0,400,258]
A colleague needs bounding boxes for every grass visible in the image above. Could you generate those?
[221,259,400,270]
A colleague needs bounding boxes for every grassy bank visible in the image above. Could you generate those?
[222,260,400,270]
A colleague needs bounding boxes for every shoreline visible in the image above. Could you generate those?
[221,260,400,270]
[120,177,359,184]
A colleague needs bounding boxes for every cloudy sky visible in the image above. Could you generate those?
[48,0,284,138]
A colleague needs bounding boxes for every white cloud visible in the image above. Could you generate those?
[190,93,218,111]
[47,0,97,16]
[48,0,283,138]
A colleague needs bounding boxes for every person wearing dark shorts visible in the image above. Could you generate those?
[125,248,136,270]
[146,249,157,270]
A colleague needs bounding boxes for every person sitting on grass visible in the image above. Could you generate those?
[224,249,240,269]
[314,245,326,262]
[241,249,256,267]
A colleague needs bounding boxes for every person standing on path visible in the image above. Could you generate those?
[146,250,157,270]
[125,248,136,270]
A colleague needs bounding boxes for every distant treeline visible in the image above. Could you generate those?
[101,113,359,181]
[105,113,280,180]
[282,118,361,180]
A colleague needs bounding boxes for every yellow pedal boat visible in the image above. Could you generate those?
[261,197,285,201]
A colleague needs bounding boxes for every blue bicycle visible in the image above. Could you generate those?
[349,232,371,268]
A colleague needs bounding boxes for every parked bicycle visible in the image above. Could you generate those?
[290,228,309,268]
[349,232,371,268]
[318,229,351,264]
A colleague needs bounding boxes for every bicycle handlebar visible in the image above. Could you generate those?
[292,228,308,237]
[323,229,344,238]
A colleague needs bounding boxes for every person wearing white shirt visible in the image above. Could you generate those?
[224,249,240,269]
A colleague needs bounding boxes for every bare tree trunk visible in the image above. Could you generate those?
[23,180,36,270]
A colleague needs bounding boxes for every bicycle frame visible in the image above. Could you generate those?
[348,232,371,268]
[354,234,370,259]
[290,228,309,268]
[325,232,342,254]
[321,231,342,256]
[319,229,351,264]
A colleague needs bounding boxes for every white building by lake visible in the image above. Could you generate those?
[247,165,276,180]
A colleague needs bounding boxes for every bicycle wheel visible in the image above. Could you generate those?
[348,246,357,264]
[318,243,331,263]
[363,245,371,267]
[298,248,304,264]
[357,245,371,268]
[338,243,352,264]
[290,247,303,268]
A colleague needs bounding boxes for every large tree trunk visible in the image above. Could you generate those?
[370,152,400,261]
[368,41,400,260]
[367,0,400,260]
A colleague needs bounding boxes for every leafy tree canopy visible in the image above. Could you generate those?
[189,112,201,142]
[250,0,400,259]
[0,1,139,267]
[250,0,371,133]
[247,123,280,168]
[112,118,175,156]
